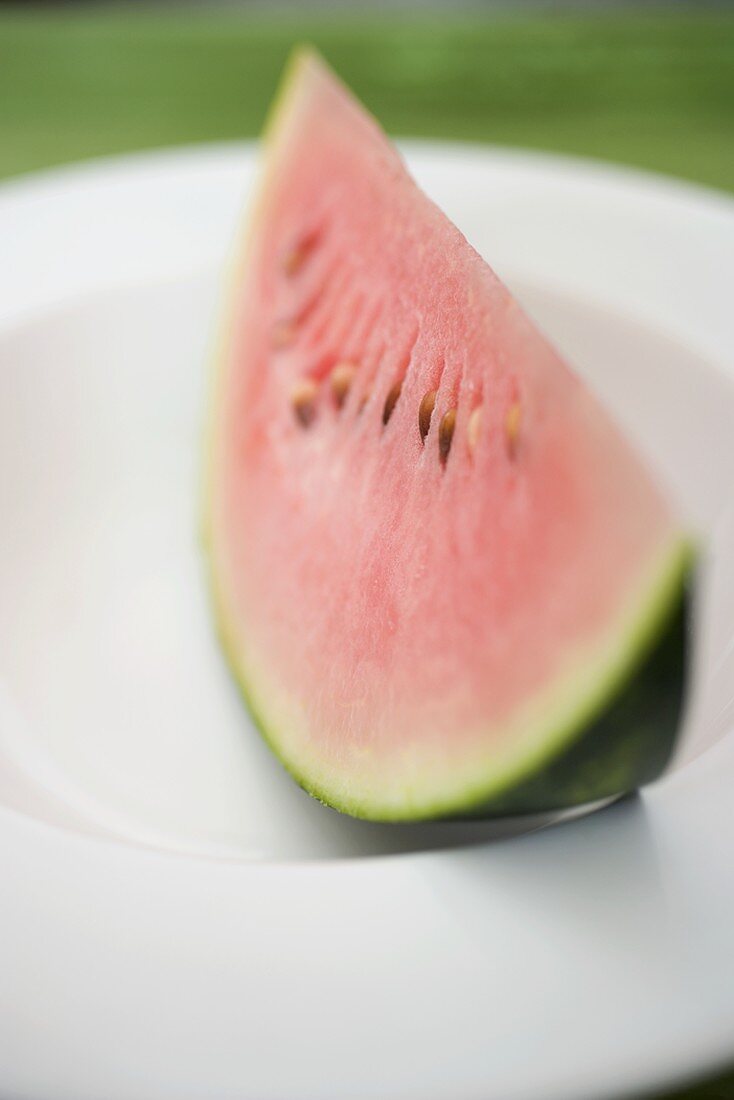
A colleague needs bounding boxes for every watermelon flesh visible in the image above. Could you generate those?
[206,50,691,820]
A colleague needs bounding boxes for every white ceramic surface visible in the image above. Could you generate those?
[0,143,733,1100]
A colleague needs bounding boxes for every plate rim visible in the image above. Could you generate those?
[1,141,733,1100]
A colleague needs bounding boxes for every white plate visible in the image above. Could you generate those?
[0,143,733,1100]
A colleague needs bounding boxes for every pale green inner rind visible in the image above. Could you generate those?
[202,47,318,555]
[208,534,692,821]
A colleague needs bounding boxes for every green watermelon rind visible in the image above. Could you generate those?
[206,534,692,822]
[203,48,693,822]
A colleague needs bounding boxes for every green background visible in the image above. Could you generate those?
[1,9,734,190]
[0,7,733,1098]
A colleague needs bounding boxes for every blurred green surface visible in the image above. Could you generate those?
[0,7,733,1099]
[0,9,733,191]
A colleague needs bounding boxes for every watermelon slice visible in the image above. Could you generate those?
[205,50,691,821]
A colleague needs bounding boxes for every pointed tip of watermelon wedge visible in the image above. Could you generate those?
[264,47,344,142]
[204,53,695,823]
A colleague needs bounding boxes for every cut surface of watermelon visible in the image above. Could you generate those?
[205,50,691,821]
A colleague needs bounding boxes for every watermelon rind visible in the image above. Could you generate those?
[207,523,691,821]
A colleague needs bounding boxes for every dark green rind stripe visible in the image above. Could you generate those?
[210,553,693,822]
[459,572,693,819]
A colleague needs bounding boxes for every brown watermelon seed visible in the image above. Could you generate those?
[439,408,457,464]
[467,406,483,454]
[382,380,402,425]
[282,246,306,277]
[418,389,437,443]
[505,401,521,458]
[291,379,318,428]
[272,319,296,349]
[282,230,319,277]
[357,388,372,415]
[330,363,357,409]
[282,249,302,277]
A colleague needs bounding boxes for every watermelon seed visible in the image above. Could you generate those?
[467,407,482,453]
[282,245,309,277]
[330,363,357,409]
[357,388,372,415]
[291,380,318,427]
[272,320,296,349]
[439,408,457,463]
[382,381,402,425]
[282,248,304,277]
[282,229,319,277]
[419,390,437,443]
[505,402,521,458]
